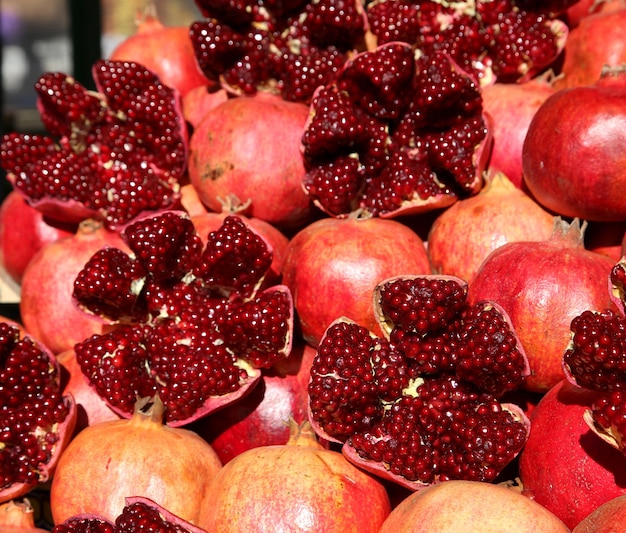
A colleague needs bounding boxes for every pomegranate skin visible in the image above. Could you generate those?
[199,422,391,532]
[0,500,50,533]
[187,93,313,229]
[378,480,570,533]
[519,380,626,530]
[522,68,626,221]
[468,218,617,393]
[282,215,432,347]
[572,493,626,532]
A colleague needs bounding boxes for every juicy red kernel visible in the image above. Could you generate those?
[592,390,626,450]
[115,501,193,533]
[51,517,116,533]
[610,262,626,309]
[563,309,626,393]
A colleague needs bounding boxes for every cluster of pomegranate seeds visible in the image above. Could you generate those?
[0,60,187,230]
[72,211,293,426]
[308,275,530,489]
[0,323,74,498]
[365,0,569,84]
[189,0,367,102]
[301,42,491,218]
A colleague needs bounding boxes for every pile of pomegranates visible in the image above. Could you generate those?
[3,0,626,530]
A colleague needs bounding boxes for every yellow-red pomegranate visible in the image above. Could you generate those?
[0,500,49,533]
[573,493,626,532]
[199,421,391,532]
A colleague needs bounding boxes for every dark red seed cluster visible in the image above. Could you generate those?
[591,390,626,451]
[52,517,116,533]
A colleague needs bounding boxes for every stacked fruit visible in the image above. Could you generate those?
[1,0,626,531]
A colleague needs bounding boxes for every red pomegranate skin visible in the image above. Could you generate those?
[282,215,432,347]
[519,380,626,530]
[565,0,625,27]
[378,480,570,533]
[572,493,626,532]
[468,219,617,393]
[187,93,313,229]
[522,68,626,221]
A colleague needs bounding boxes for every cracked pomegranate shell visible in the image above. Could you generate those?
[300,41,492,218]
[71,210,294,426]
[308,274,531,491]
[0,322,77,503]
[0,60,187,230]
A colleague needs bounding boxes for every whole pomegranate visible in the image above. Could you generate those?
[49,396,222,529]
[565,0,625,27]
[199,421,391,532]
[519,380,626,530]
[523,65,626,221]
[108,5,212,97]
[572,493,626,532]
[187,93,313,229]
[468,217,617,393]
[427,171,554,283]
[0,500,49,533]
[19,219,127,354]
[378,480,570,533]
[281,213,432,347]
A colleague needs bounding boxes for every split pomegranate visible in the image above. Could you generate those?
[300,41,492,218]
[281,213,432,347]
[365,0,569,85]
[519,380,626,530]
[0,500,49,533]
[109,5,213,97]
[52,496,208,533]
[468,217,617,393]
[49,396,222,529]
[523,65,626,221]
[200,421,391,532]
[71,210,293,426]
[427,171,554,284]
[378,480,570,533]
[0,322,77,503]
[0,60,187,230]
[308,274,531,490]
[19,219,127,355]
[187,92,313,229]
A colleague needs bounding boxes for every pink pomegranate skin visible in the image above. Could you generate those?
[187,93,313,229]
[572,493,626,532]
[522,67,626,221]
[519,380,626,530]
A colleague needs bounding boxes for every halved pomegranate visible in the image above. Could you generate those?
[71,210,294,426]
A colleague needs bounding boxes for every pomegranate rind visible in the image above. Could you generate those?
[123,496,209,533]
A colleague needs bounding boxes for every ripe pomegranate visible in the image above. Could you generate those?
[555,6,626,90]
[468,217,617,393]
[281,213,432,347]
[572,493,626,532]
[0,190,75,284]
[19,219,127,355]
[199,421,391,532]
[481,72,557,189]
[519,380,626,530]
[187,93,313,229]
[427,171,554,283]
[565,0,625,27]
[49,396,222,529]
[181,84,229,130]
[378,480,570,533]
[308,274,531,490]
[109,5,213,97]
[190,341,316,464]
[0,500,49,533]
[523,65,626,221]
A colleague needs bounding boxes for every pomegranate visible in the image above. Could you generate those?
[108,5,213,97]
[523,65,626,221]
[468,217,617,393]
[565,0,625,27]
[0,190,75,285]
[0,322,77,503]
[378,480,570,533]
[200,421,391,532]
[427,171,554,283]
[181,84,229,131]
[0,60,187,230]
[572,493,626,533]
[190,341,316,464]
[300,42,491,218]
[187,93,313,229]
[481,72,557,189]
[519,380,626,530]
[19,219,127,355]
[308,274,530,490]
[281,213,432,347]
[71,211,293,426]
[555,6,626,90]
[0,500,49,533]
[49,396,222,529]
